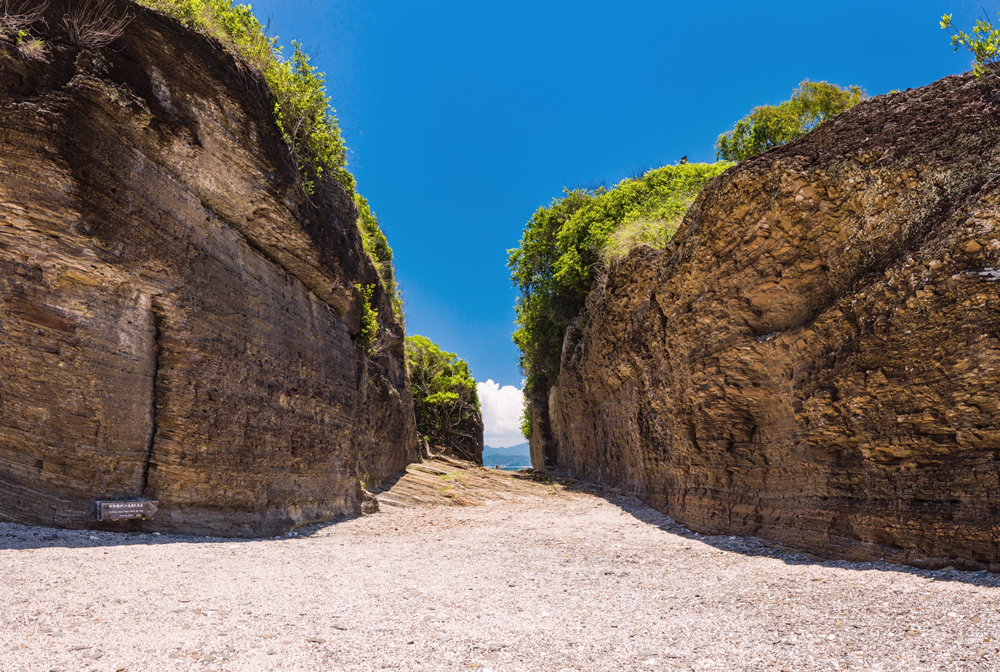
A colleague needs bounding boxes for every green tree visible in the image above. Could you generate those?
[716,80,866,162]
[942,12,1000,83]
[509,162,728,400]
[406,336,481,451]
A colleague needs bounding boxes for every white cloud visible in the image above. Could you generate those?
[477,379,525,447]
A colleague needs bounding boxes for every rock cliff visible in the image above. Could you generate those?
[0,1,418,536]
[543,74,1000,569]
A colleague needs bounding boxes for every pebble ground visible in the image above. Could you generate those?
[2,462,999,671]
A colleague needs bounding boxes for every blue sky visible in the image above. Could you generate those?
[250,0,981,392]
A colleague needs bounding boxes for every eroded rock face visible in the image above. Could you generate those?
[545,74,1000,569]
[422,412,485,466]
[0,2,418,536]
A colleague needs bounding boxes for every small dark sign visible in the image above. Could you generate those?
[94,500,159,521]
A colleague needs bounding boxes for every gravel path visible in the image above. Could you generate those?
[2,461,1000,671]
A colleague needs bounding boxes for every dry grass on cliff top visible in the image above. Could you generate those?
[2,459,1000,671]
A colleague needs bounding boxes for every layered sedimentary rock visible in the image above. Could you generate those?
[543,74,1000,569]
[0,2,418,536]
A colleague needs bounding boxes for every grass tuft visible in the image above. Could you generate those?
[63,0,132,50]
[16,33,46,60]
[600,214,686,263]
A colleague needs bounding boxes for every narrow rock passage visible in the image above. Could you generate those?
[1,460,999,671]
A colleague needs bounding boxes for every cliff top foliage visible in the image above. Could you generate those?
[355,193,403,323]
[130,0,403,323]
[716,80,865,163]
[942,12,1000,85]
[510,79,866,422]
[508,162,729,402]
[135,0,351,196]
[405,335,481,448]
[2,0,403,324]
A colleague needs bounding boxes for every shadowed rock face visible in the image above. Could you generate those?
[422,412,485,466]
[543,74,1000,570]
[0,1,418,536]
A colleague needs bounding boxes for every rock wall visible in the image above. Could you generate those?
[544,74,1000,569]
[0,1,418,536]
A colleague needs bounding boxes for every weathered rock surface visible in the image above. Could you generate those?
[543,74,1000,569]
[0,1,418,536]
[421,410,485,466]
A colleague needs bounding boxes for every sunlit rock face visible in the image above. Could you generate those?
[0,1,418,536]
[543,73,1000,569]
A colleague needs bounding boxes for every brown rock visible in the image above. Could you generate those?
[964,240,983,256]
[541,74,1000,567]
[0,2,417,536]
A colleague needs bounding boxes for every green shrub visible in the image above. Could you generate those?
[600,216,681,262]
[136,0,352,195]
[269,41,353,195]
[405,335,481,447]
[716,80,865,162]
[354,194,403,324]
[508,162,728,396]
[520,403,532,440]
[942,13,1000,83]
[356,284,379,356]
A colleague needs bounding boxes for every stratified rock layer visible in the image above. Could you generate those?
[545,74,1000,569]
[0,1,418,536]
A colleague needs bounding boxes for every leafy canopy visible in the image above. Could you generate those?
[716,80,865,162]
[406,335,481,447]
[508,162,729,396]
[942,12,1000,82]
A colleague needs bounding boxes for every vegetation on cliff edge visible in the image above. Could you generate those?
[406,335,481,450]
[136,0,351,195]
[355,194,403,323]
[942,12,1000,85]
[716,80,865,163]
[356,284,379,355]
[512,79,866,439]
[135,0,403,324]
[508,162,729,416]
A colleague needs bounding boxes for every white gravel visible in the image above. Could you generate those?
[2,469,1000,671]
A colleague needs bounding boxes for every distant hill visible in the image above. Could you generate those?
[483,454,532,469]
[483,443,531,469]
[483,443,529,456]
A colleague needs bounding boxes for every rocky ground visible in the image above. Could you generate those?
[1,458,999,672]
